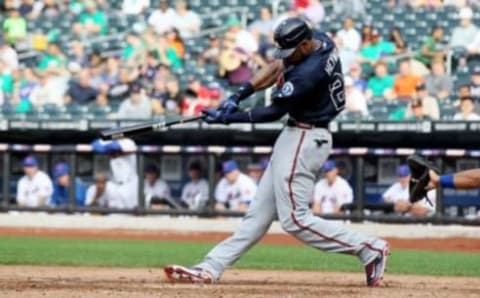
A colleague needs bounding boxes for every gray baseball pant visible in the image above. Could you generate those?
[196,126,386,279]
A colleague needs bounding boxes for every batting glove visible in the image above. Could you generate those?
[217,95,239,115]
[202,108,229,124]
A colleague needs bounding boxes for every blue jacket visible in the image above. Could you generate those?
[50,178,87,207]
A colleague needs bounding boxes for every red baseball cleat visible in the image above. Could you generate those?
[164,265,215,284]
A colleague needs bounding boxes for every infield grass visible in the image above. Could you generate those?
[0,236,479,277]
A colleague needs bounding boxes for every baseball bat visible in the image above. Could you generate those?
[100,115,205,140]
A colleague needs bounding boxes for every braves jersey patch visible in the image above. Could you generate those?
[281,81,294,96]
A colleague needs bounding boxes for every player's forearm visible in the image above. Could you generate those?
[250,60,284,91]
[440,169,480,189]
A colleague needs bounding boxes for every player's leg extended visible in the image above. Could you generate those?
[272,127,387,268]
[168,164,277,282]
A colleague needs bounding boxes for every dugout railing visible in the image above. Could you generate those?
[0,143,479,226]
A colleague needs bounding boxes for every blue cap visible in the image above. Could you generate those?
[397,165,411,177]
[222,160,239,174]
[23,156,38,167]
[53,162,70,178]
[322,160,337,172]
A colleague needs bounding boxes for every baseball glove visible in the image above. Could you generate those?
[406,155,438,204]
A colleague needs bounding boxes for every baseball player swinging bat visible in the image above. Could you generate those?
[100,116,205,140]
[164,17,389,287]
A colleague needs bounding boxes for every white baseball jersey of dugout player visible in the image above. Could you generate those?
[383,182,436,211]
[181,179,209,209]
[84,182,115,207]
[215,173,257,210]
[144,178,171,206]
[16,170,53,207]
[313,176,353,214]
[107,153,139,209]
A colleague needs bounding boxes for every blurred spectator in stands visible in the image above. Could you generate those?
[360,29,395,64]
[312,160,353,215]
[344,76,368,117]
[0,37,18,72]
[417,26,447,68]
[348,63,367,92]
[394,59,423,101]
[275,2,301,26]
[215,160,257,212]
[3,8,27,46]
[39,0,61,18]
[141,51,160,84]
[108,66,137,103]
[148,0,177,35]
[219,34,254,86]
[16,156,53,207]
[200,34,221,64]
[149,74,167,115]
[226,16,258,55]
[90,92,109,110]
[333,0,366,18]
[73,0,108,37]
[337,17,361,53]
[389,27,407,54]
[425,59,453,101]
[166,28,185,59]
[405,83,439,120]
[174,0,201,38]
[453,96,480,121]
[0,60,14,98]
[164,78,183,114]
[122,0,149,15]
[91,138,138,209]
[65,69,98,105]
[69,41,89,68]
[181,160,209,210]
[122,31,146,65]
[118,83,152,119]
[366,61,394,100]
[470,66,480,98]
[182,77,217,116]
[303,0,325,25]
[37,42,66,72]
[85,172,111,207]
[2,8,27,45]
[19,0,43,19]
[155,35,182,69]
[50,162,87,207]
[450,7,478,50]
[458,84,472,98]
[144,163,171,208]
[405,99,429,121]
[102,56,120,88]
[360,24,374,47]
[383,164,435,217]
[12,67,38,113]
[30,70,67,107]
[294,0,309,9]
[249,6,275,38]
[334,33,357,74]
